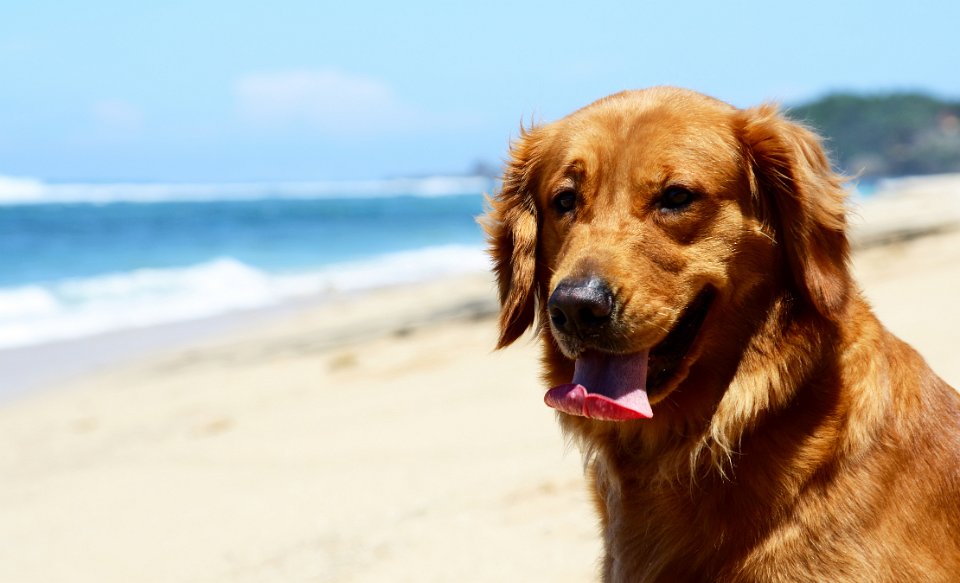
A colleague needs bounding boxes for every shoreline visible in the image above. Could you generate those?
[0,273,497,404]
[0,298,319,402]
[2,173,960,405]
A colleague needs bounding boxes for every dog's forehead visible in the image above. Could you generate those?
[544,89,742,179]
[557,92,736,150]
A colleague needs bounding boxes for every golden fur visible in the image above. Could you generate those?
[485,87,960,582]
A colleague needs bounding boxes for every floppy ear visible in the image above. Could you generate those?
[738,104,851,320]
[483,126,544,348]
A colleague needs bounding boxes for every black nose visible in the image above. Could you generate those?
[548,277,614,336]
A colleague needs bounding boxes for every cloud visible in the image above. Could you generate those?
[235,69,420,135]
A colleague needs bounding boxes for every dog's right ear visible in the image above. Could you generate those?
[483,126,544,348]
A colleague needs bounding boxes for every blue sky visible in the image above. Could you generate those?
[2,0,959,183]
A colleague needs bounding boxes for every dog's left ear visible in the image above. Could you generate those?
[482,125,544,348]
[737,104,851,320]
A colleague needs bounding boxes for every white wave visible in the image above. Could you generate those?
[0,246,491,349]
[0,175,46,203]
[0,174,495,205]
[0,286,61,319]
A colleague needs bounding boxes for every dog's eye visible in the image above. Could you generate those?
[553,189,578,214]
[659,187,695,211]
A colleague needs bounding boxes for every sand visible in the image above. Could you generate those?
[0,180,958,582]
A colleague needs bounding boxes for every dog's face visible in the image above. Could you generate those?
[486,87,850,424]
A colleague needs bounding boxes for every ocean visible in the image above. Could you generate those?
[0,177,494,350]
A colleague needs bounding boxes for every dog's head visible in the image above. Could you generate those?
[485,87,850,425]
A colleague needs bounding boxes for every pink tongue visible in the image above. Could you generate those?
[544,351,653,420]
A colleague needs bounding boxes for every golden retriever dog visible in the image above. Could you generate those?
[484,87,960,582]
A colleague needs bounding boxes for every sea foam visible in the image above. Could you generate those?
[0,245,490,349]
[0,174,495,205]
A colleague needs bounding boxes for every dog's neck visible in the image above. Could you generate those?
[550,289,893,578]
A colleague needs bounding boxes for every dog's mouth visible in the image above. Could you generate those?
[544,287,715,421]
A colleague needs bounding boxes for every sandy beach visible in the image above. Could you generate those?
[1,181,959,582]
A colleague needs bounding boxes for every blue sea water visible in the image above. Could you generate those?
[0,183,493,349]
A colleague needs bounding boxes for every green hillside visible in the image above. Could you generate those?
[787,92,960,178]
